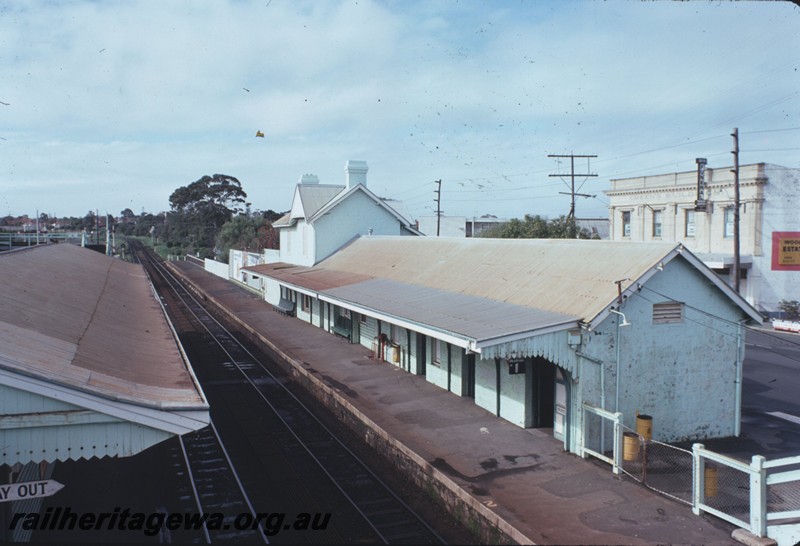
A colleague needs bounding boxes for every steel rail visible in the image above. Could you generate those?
[138,243,443,545]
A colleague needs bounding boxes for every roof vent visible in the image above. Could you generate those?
[299,174,319,185]
[345,160,368,188]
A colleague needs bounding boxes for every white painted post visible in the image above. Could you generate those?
[692,443,704,515]
[750,455,767,537]
[612,412,623,475]
[579,404,588,459]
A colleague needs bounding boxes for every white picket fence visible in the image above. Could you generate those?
[582,403,800,545]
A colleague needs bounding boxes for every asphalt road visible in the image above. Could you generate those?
[702,327,800,460]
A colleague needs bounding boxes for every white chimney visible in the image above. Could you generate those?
[345,160,368,188]
[299,174,319,185]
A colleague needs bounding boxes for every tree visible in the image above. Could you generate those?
[169,174,247,218]
[216,213,280,262]
[778,300,800,321]
[481,214,593,239]
[168,174,248,255]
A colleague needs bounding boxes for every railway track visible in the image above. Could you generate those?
[131,241,444,545]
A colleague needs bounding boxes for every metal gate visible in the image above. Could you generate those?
[619,424,693,505]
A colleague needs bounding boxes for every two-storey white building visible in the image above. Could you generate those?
[272,160,421,267]
[605,163,799,315]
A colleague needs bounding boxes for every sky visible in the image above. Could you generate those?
[1,0,798,223]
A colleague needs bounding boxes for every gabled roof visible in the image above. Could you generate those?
[297,184,346,219]
[273,184,344,228]
[274,181,420,234]
[317,237,674,320]
[246,237,762,349]
[308,184,421,233]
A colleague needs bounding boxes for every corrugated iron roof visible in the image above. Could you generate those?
[326,278,577,342]
[316,237,678,321]
[0,244,208,410]
[297,184,344,219]
[245,262,371,291]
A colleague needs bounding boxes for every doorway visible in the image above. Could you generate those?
[463,353,476,398]
[531,357,556,428]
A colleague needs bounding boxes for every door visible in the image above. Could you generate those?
[416,334,427,376]
[531,357,555,428]
[463,353,476,398]
[554,368,568,442]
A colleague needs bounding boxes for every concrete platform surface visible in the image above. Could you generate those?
[168,260,740,545]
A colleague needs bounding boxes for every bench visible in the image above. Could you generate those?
[332,324,351,341]
[273,297,295,317]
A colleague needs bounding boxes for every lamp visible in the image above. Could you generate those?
[609,309,631,327]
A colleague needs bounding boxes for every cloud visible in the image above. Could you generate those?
[1,0,797,221]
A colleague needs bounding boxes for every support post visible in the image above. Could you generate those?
[693,443,705,516]
[750,455,767,537]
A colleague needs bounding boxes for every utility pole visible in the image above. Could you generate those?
[434,179,443,236]
[548,154,597,238]
[731,128,740,293]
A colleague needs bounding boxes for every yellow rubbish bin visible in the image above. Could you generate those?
[636,414,653,441]
[623,432,640,461]
[705,465,718,497]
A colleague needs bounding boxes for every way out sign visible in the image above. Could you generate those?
[0,480,64,503]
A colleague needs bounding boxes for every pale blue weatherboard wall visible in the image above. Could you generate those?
[578,256,744,442]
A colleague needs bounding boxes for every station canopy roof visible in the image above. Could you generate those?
[0,244,209,465]
[245,236,762,352]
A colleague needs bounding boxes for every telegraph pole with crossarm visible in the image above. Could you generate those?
[548,154,597,238]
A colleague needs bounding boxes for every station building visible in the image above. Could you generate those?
[211,158,762,456]
[243,236,761,455]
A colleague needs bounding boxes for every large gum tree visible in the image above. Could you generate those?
[168,174,248,256]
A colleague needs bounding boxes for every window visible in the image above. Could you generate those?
[652,210,662,238]
[653,302,683,324]
[622,211,631,238]
[432,338,445,366]
[685,210,695,237]
[724,207,734,238]
[301,294,311,312]
[359,313,367,325]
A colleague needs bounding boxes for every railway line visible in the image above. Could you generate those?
[131,241,445,544]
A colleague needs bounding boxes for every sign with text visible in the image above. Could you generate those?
[0,480,64,503]
[772,232,800,271]
[507,358,526,375]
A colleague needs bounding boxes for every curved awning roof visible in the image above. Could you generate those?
[0,244,209,465]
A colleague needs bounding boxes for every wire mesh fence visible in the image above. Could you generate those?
[582,405,617,463]
[766,464,800,523]
[582,409,800,539]
[700,460,751,523]
[619,424,693,505]
[642,439,693,504]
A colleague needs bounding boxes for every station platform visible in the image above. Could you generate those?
[167,260,739,545]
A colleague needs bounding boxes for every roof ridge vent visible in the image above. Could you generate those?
[299,174,319,185]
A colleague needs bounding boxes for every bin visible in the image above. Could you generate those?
[636,414,653,441]
[623,432,640,461]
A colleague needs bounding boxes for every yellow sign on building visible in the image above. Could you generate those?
[772,232,800,270]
